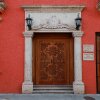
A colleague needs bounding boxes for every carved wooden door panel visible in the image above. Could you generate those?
[33,33,74,85]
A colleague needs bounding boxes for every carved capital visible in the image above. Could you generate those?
[23,31,34,37]
[72,31,84,37]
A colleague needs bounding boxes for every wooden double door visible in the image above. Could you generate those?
[33,33,74,85]
[96,33,100,93]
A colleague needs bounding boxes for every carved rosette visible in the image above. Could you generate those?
[0,0,6,21]
[0,0,6,13]
[97,0,100,11]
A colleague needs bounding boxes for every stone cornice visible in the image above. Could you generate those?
[21,5,85,12]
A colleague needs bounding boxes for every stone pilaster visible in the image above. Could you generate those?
[22,31,34,94]
[72,31,85,94]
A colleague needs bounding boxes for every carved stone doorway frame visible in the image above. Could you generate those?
[21,5,85,94]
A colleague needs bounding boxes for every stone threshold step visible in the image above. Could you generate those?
[33,85,73,90]
[33,90,74,94]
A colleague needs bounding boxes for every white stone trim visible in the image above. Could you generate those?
[72,31,84,37]
[23,31,34,37]
[21,5,85,12]
[22,5,85,94]
[22,32,34,94]
[72,32,85,94]
[23,5,85,31]
[22,31,85,94]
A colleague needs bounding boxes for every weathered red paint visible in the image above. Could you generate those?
[0,0,99,93]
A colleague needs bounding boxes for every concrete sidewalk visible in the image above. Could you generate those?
[0,94,100,100]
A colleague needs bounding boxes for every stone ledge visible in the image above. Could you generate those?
[21,5,85,12]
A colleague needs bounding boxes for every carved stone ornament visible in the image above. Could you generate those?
[97,0,100,11]
[22,5,85,32]
[31,15,76,31]
[0,1,6,13]
[0,0,6,21]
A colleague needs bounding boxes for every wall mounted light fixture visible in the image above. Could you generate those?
[26,14,33,31]
[75,13,82,30]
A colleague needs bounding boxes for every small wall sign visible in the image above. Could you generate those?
[83,53,94,61]
[83,44,94,52]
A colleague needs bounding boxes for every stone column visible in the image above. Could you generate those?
[72,31,85,94]
[22,31,34,94]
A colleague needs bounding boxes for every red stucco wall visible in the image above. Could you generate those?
[0,0,99,93]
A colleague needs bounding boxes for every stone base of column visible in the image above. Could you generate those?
[22,82,33,94]
[73,81,85,94]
